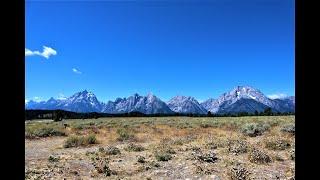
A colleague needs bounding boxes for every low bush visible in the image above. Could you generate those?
[63,134,97,148]
[124,143,145,152]
[280,124,295,135]
[205,137,228,149]
[264,138,291,151]
[104,146,121,155]
[248,148,272,164]
[227,139,248,155]
[154,147,174,161]
[86,134,97,144]
[26,127,66,139]
[274,155,284,161]
[63,136,84,148]
[155,152,172,161]
[241,123,270,137]
[199,123,212,128]
[192,149,218,163]
[92,158,115,176]
[290,148,295,160]
[116,128,135,141]
[228,164,250,180]
[137,156,146,163]
[48,155,59,163]
[169,135,196,146]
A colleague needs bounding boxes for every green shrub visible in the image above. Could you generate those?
[206,137,229,149]
[63,134,97,148]
[280,124,295,135]
[48,155,59,163]
[264,138,290,150]
[227,139,248,155]
[155,152,172,161]
[116,128,135,141]
[149,161,160,168]
[93,158,115,176]
[104,146,121,155]
[169,135,195,145]
[192,150,218,163]
[228,165,250,180]
[290,148,295,160]
[137,156,146,163]
[154,144,176,161]
[124,143,145,152]
[200,123,212,128]
[63,136,84,148]
[248,148,272,164]
[241,123,270,137]
[86,134,97,144]
[274,155,284,161]
[98,147,105,152]
[26,127,66,138]
[164,148,176,154]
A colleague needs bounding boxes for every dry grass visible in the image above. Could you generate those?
[25,116,295,179]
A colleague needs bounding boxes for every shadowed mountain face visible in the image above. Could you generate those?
[271,96,295,113]
[26,86,294,114]
[216,98,270,114]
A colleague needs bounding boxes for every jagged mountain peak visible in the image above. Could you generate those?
[168,95,207,114]
[102,92,173,114]
[169,95,199,103]
[47,97,56,101]
[225,85,262,99]
[201,85,275,113]
[26,87,294,114]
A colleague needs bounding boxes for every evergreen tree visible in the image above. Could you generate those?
[53,110,63,121]
[263,107,272,116]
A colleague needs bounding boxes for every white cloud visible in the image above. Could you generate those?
[72,68,82,74]
[57,93,67,100]
[25,46,57,59]
[25,99,29,104]
[267,93,288,99]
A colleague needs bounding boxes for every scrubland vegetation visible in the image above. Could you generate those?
[25,116,295,179]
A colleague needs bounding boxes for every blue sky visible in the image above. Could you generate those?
[25,0,295,102]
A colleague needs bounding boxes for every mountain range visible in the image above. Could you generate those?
[25,86,295,114]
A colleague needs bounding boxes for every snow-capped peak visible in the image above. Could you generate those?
[201,86,275,113]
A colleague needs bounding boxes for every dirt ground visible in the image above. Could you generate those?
[25,116,295,180]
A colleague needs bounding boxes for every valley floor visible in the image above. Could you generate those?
[25,116,295,180]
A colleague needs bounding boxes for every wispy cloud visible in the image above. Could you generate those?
[72,68,82,74]
[25,46,57,59]
[267,93,288,99]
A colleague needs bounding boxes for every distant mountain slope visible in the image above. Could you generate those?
[201,86,274,113]
[217,98,271,114]
[101,93,174,114]
[271,96,295,113]
[201,86,294,114]
[26,90,103,113]
[167,96,207,114]
[26,86,295,114]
